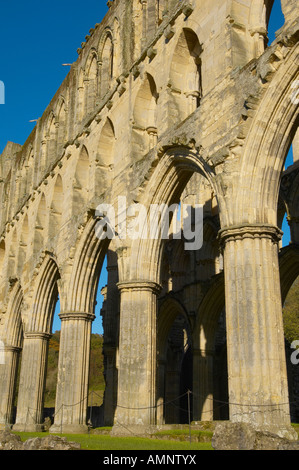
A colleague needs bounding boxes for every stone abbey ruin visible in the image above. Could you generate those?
[0,0,298,440]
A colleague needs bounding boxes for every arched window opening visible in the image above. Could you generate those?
[56,99,67,158]
[169,29,202,123]
[159,312,192,425]
[77,69,85,121]
[8,229,17,276]
[86,53,98,114]
[280,136,298,246]
[44,295,60,414]
[132,73,158,159]
[49,174,64,240]
[100,34,114,98]
[95,118,115,194]
[33,193,47,254]
[18,215,29,274]
[46,114,58,168]
[73,146,90,214]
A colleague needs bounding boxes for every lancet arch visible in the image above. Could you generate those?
[85,49,99,114]
[49,174,64,240]
[169,28,202,123]
[132,73,159,159]
[99,30,114,98]
[126,146,219,284]
[233,47,299,228]
[73,145,90,215]
[33,193,47,255]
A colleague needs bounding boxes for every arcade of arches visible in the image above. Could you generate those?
[0,0,298,439]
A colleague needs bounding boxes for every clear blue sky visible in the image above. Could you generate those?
[0,0,109,154]
[0,1,290,333]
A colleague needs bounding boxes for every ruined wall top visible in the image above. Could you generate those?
[0,0,298,237]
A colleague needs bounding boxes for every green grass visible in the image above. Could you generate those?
[292,423,299,437]
[14,431,213,450]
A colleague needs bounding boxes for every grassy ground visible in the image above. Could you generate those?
[14,430,214,451]
[13,423,299,451]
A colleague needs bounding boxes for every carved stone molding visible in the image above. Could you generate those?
[218,223,283,248]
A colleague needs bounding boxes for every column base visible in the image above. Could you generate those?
[0,423,13,431]
[49,423,89,434]
[13,423,45,432]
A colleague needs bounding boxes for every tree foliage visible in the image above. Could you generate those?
[283,277,299,346]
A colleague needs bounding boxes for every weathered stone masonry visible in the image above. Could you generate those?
[0,0,298,438]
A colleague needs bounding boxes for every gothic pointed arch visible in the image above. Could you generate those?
[73,145,90,215]
[49,174,64,240]
[77,67,85,121]
[27,254,60,334]
[1,281,23,348]
[33,193,47,255]
[56,96,67,156]
[66,216,110,313]
[132,73,159,159]
[169,28,202,123]
[99,30,114,98]
[126,145,220,284]
[95,117,115,193]
[85,49,99,114]
[18,214,29,275]
[232,45,299,228]
[7,228,18,277]
[46,112,58,168]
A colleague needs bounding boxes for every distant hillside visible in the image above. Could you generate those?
[44,332,105,408]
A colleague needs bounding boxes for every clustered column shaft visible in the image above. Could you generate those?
[219,224,295,437]
[113,280,161,433]
[50,312,95,434]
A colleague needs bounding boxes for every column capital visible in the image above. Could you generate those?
[218,223,283,248]
[24,331,52,341]
[58,312,95,322]
[117,280,162,294]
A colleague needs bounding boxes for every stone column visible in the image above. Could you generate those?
[103,345,118,426]
[14,332,51,432]
[156,358,166,425]
[50,312,94,434]
[112,280,161,434]
[219,224,297,439]
[0,345,21,429]
[193,349,214,422]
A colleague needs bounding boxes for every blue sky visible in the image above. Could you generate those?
[0,1,109,154]
[0,1,290,333]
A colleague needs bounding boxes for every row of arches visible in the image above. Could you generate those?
[2,26,203,233]
[1,151,298,430]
